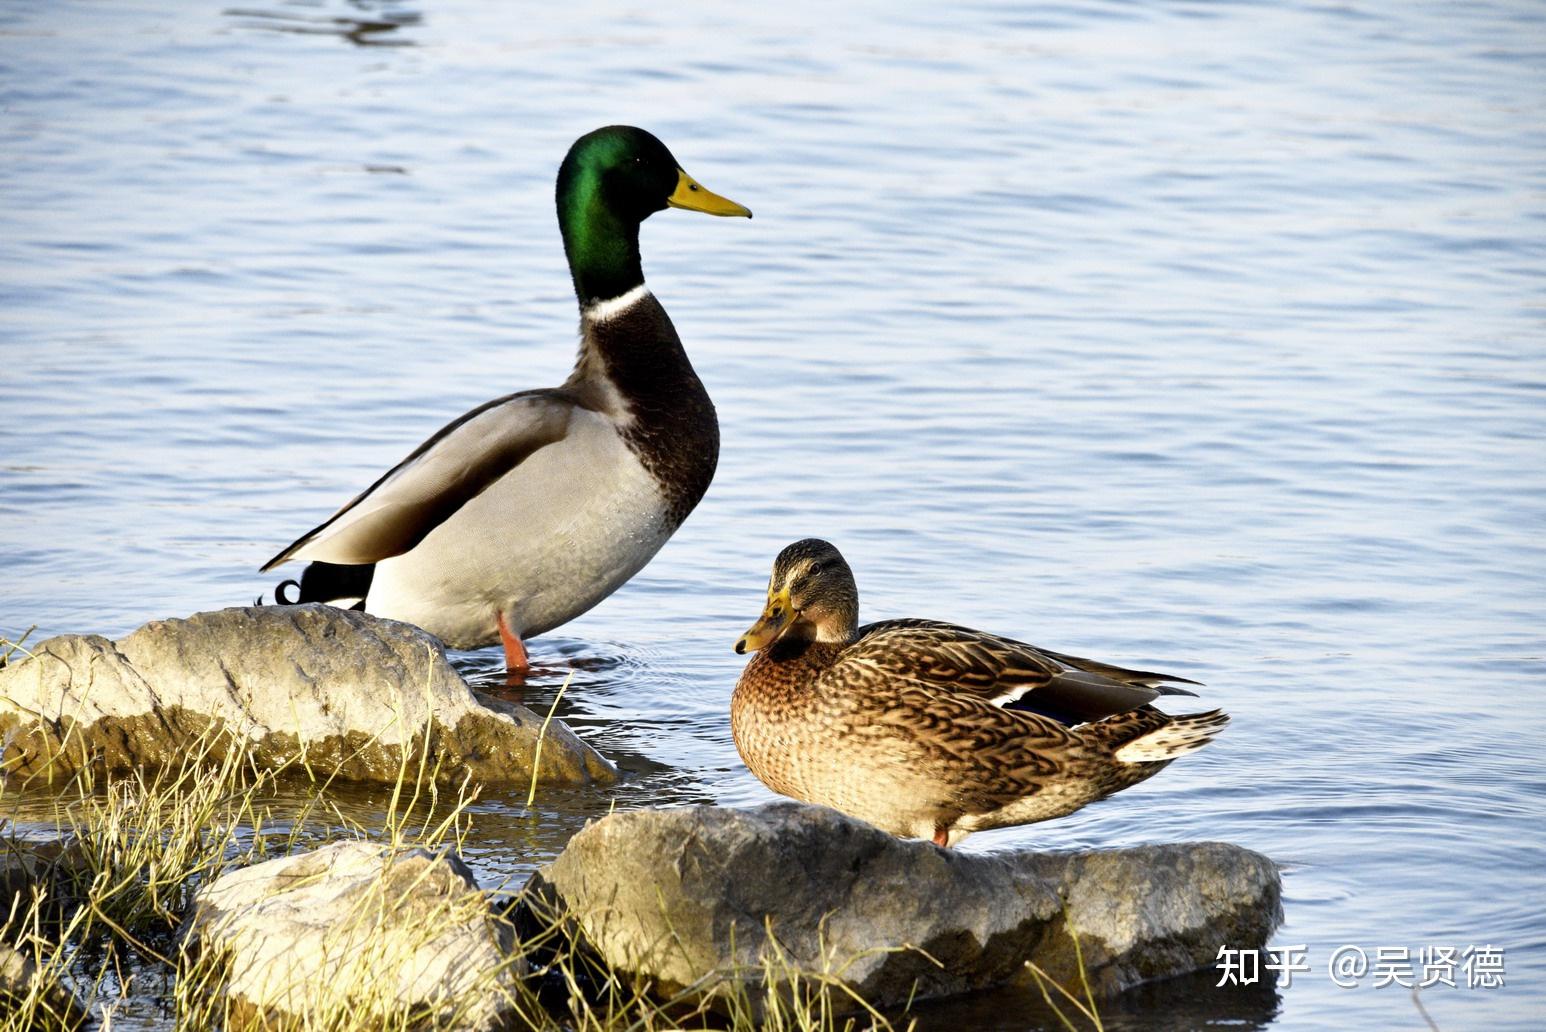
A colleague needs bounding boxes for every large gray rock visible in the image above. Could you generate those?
[182,840,521,1031]
[0,604,615,786]
[530,802,1280,1010]
[1014,842,1282,995]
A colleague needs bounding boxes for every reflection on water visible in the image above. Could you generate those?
[224,1,422,47]
[3,0,1544,1028]
[907,968,1282,1032]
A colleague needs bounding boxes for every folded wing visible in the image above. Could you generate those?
[845,618,1199,726]
[261,389,576,570]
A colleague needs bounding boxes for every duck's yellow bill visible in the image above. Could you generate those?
[735,588,792,654]
[668,169,752,218]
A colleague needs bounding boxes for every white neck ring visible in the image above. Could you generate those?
[584,284,651,323]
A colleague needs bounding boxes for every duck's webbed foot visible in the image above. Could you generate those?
[496,611,529,677]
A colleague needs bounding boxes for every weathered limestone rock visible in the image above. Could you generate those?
[530,802,1281,1010]
[0,604,615,786]
[1013,842,1282,995]
[182,840,521,1031]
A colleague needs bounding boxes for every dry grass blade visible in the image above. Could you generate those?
[1022,928,1104,1032]
[0,627,36,669]
[526,670,576,809]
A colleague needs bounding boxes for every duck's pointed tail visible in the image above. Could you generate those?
[1111,708,1230,762]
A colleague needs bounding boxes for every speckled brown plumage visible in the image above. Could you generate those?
[731,539,1230,846]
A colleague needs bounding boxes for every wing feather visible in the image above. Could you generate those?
[846,619,1198,725]
[261,389,577,570]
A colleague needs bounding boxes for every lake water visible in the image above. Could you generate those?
[3,1,1544,1028]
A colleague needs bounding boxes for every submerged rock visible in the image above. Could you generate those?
[182,840,521,1031]
[530,802,1280,1011]
[0,839,90,1030]
[1,839,86,938]
[0,944,89,1031]
[0,604,614,786]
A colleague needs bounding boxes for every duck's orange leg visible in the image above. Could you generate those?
[932,825,950,848]
[496,611,529,675]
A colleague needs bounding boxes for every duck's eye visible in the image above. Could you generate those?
[808,562,822,576]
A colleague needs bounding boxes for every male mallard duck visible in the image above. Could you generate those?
[263,126,750,671]
[731,539,1228,847]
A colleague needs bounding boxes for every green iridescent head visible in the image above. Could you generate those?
[555,126,750,306]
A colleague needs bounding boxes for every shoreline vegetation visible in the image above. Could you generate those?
[1,718,930,1032]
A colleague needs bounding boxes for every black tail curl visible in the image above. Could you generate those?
[260,562,374,610]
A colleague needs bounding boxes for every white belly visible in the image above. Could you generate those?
[364,415,674,648]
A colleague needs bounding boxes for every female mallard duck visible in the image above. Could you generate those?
[731,539,1229,847]
[263,126,750,671]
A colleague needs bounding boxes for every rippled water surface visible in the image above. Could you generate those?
[4,1,1544,1028]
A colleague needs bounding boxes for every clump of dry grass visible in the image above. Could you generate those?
[1,888,94,1031]
[0,709,473,1030]
[1,725,316,1030]
[63,731,302,951]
